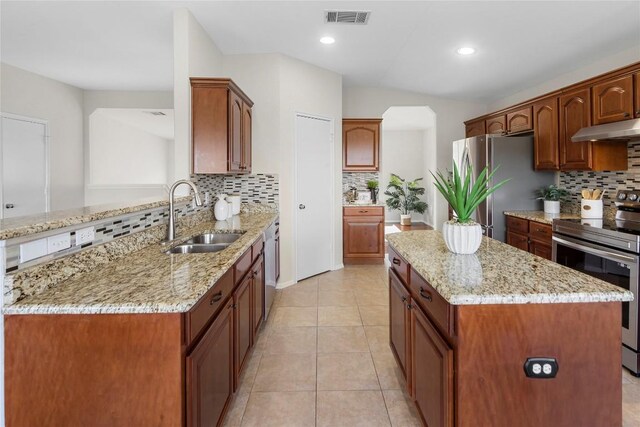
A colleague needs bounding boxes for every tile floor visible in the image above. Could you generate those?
[224,264,640,427]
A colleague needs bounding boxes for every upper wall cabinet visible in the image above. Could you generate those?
[592,74,634,125]
[343,119,382,171]
[485,114,506,135]
[191,78,254,174]
[506,106,533,134]
[559,88,591,170]
[635,71,640,119]
[465,119,485,138]
[533,97,559,171]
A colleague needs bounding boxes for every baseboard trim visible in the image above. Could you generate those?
[275,280,297,290]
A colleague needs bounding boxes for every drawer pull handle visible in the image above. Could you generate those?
[392,258,401,266]
[419,288,432,302]
[401,296,407,302]
[210,292,223,304]
[359,210,369,213]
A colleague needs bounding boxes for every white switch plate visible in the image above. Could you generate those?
[47,233,71,254]
[20,238,48,263]
[76,226,95,246]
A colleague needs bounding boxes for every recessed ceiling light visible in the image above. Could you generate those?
[456,47,476,55]
[320,36,335,45]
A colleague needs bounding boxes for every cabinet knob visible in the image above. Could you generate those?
[392,258,401,266]
[210,291,223,304]
[419,287,433,302]
[401,296,407,302]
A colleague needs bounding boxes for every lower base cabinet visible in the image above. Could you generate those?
[233,271,253,390]
[505,215,552,260]
[389,270,411,379]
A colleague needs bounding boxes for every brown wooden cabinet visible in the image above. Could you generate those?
[533,97,559,170]
[635,71,640,118]
[252,255,264,337]
[592,74,634,124]
[233,271,253,389]
[186,303,234,427]
[275,226,280,282]
[506,230,529,252]
[343,119,382,171]
[191,78,253,174]
[505,215,552,260]
[389,269,411,381]
[465,119,485,137]
[485,114,506,135]
[559,88,591,170]
[506,106,533,134]
[343,206,385,263]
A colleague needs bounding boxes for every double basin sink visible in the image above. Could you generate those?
[165,233,244,254]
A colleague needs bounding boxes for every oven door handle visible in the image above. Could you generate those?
[552,235,639,264]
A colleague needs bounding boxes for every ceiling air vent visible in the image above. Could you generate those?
[146,111,166,116]
[325,10,370,24]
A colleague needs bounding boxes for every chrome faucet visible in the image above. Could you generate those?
[166,179,203,242]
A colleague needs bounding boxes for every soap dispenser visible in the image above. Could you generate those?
[214,193,229,221]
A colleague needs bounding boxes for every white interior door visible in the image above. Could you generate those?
[1,114,48,218]
[295,114,332,281]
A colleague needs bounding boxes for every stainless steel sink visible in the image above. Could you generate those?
[184,233,243,245]
[165,243,230,254]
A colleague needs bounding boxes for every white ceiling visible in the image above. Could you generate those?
[2,1,640,102]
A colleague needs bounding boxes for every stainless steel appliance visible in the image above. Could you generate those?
[263,218,279,319]
[553,190,640,376]
[452,135,555,241]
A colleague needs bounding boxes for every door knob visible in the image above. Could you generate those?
[298,204,306,209]
[5,204,14,209]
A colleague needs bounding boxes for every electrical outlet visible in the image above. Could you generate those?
[47,233,71,254]
[19,238,48,263]
[76,226,95,246]
[524,357,558,379]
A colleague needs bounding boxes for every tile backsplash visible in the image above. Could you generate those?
[193,173,279,205]
[559,141,640,210]
[342,172,380,193]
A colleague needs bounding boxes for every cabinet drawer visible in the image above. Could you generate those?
[252,236,264,261]
[186,268,234,345]
[388,246,410,285]
[529,221,552,241]
[234,248,253,285]
[343,206,384,216]
[506,215,528,234]
[410,269,453,338]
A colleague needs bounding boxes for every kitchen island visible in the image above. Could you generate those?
[387,230,633,427]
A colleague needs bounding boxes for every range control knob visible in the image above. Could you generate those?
[618,193,627,200]
[630,194,639,202]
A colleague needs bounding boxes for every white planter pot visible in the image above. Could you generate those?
[442,221,483,254]
[400,214,412,226]
[543,200,560,214]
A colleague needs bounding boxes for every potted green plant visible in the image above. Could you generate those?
[536,185,570,214]
[432,163,509,254]
[367,180,379,204]
[384,174,428,225]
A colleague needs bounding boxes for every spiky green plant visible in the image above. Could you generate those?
[384,174,428,215]
[431,163,510,223]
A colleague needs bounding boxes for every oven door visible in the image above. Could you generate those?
[553,234,638,352]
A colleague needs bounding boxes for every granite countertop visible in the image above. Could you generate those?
[343,202,386,207]
[4,212,278,315]
[503,210,580,225]
[387,230,633,305]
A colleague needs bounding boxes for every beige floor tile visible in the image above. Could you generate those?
[271,306,317,328]
[237,351,263,394]
[318,289,356,306]
[356,289,389,306]
[383,389,422,427]
[365,325,391,353]
[317,352,380,390]
[278,288,318,307]
[253,353,316,392]
[318,306,362,326]
[265,327,317,354]
[372,350,405,390]
[317,390,391,427]
[318,326,369,353]
[241,391,316,427]
[623,379,640,427]
[222,391,251,427]
[359,305,390,326]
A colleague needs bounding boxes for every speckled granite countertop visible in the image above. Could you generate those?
[387,231,633,305]
[4,213,278,315]
[503,210,580,225]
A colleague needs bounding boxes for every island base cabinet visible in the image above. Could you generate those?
[389,269,411,385]
[187,304,234,427]
[233,272,253,390]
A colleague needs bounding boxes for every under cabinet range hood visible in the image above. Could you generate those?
[572,118,640,142]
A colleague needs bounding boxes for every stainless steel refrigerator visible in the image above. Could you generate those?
[452,135,555,242]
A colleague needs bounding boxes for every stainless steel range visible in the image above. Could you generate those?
[552,190,640,376]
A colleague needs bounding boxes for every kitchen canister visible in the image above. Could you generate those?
[581,199,603,219]
[214,194,230,221]
[226,195,241,215]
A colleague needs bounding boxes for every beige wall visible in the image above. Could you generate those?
[1,63,84,210]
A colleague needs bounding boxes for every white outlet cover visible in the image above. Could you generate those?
[20,238,48,263]
[47,233,71,254]
[76,226,95,246]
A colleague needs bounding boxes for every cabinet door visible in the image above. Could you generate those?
[465,119,485,138]
[533,97,560,170]
[275,231,280,281]
[186,303,234,427]
[506,106,533,134]
[485,115,506,135]
[411,302,453,427]
[252,256,264,336]
[635,72,640,119]
[343,216,384,258]
[506,230,529,252]
[228,90,243,172]
[241,102,252,173]
[191,86,229,174]
[529,239,552,260]
[233,273,252,388]
[560,88,592,170]
[389,270,410,381]
[592,74,634,124]
[343,120,381,171]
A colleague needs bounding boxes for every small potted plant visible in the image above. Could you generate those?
[432,163,509,254]
[367,180,379,204]
[536,185,569,214]
[384,174,428,225]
